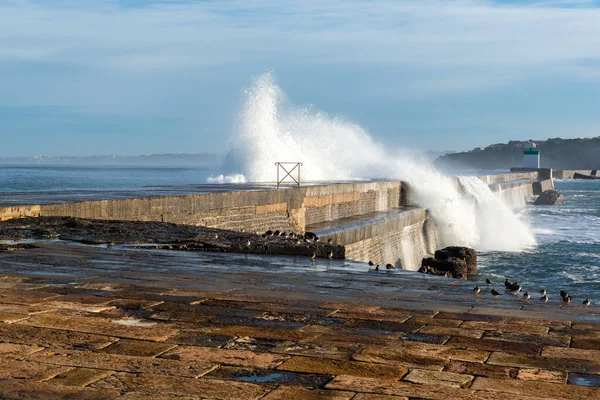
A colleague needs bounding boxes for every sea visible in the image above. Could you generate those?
[0,164,598,304]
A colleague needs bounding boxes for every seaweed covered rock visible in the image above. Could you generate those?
[420,257,467,280]
[435,246,477,275]
[534,189,565,205]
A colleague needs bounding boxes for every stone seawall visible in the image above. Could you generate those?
[1,181,402,235]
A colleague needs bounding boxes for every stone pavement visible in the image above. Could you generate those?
[0,242,599,399]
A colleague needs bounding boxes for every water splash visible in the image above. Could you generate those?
[215,72,535,252]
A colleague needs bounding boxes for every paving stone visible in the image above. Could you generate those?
[403,368,474,388]
[97,339,177,357]
[27,348,217,378]
[461,320,549,335]
[161,345,289,369]
[487,352,600,375]
[407,316,462,327]
[0,288,61,305]
[221,336,284,352]
[47,367,114,387]
[277,356,408,380]
[0,359,72,380]
[0,311,30,322]
[355,341,489,367]
[332,310,410,323]
[45,294,117,313]
[470,376,599,400]
[503,317,571,330]
[352,319,425,334]
[351,394,409,400]
[325,375,544,400]
[571,337,600,350]
[116,393,201,400]
[483,330,570,347]
[0,342,44,356]
[446,336,542,356]
[445,360,515,379]
[0,379,120,400]
[261,387,356,399]
[420,325,484,338]
[20,311,179,341]
[91,372,272,399]
[211,324,310,341]
[517,368,567,384]
[435,312,503,323]
[272,341,359,360]
[206,366,332,389]
[543,346,600,362]
[0,323,117,351]
[108,298,163,310]
[399,332,450,344]
[167,330,233,347]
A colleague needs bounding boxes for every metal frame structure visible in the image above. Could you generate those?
[275,162,303,187]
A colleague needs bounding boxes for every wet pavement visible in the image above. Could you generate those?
[0,241,598,399]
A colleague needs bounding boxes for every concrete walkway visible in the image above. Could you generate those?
[0,242,599,399]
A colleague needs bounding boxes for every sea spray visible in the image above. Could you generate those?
[214,72,535,252]
[458,177,536,251]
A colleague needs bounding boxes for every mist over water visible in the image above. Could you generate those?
[215,73,535,252]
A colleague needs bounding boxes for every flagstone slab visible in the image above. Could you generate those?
[0,379,120,400]
[261,387,356,399]
[277,356,408,380]
[47,367,114,387]
[97,339,177,357]
[470,376,599,400]
[403,368,473,388]
[161,345,289,369]
[0,323,117,351]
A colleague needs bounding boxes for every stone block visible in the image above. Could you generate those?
[161,345,289,369]
[91,372,273,399]
[97,339,177,357]
[403,368,473,388]
[27,348,217,378]
[542,346,600,362]
[517,368,567,384]
[444,360,515,379]
[446,336,542,357]
[277,356,408,380]
[48,368,114,387]
[419,325,484,339]
[470,376,598,400]
[483,330,570,347]
[0,324,117,351]
[461,320,549,335]
[262,387,356,399]
[0,379,119,400]
[0,359,72,381]
[272,341,359,360]
[487,352,600,375]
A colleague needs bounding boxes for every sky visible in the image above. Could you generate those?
[1,0,600,157]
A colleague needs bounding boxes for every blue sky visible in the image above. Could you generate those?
[2,0,600,156]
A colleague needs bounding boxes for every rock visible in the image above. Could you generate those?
[420,257,467,280]
[534,189,565,205]
[435,246,477,276]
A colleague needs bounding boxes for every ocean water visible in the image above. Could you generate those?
[478,179,600,304]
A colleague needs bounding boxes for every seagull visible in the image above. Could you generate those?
[486,278,492,285]
[368,261,374,267]
[523,291,530,300]
[504,279,512,289]
[583,299,591,307]
[385,263,396,270]
[375,264,380,271]
[265,230,273,236]
[473,286,480,295]
[509,285,523,295]
[540,288,546,296]
[560,290,568,299]
[562,295,572,304]
[274,230,280,236]
[491,289,501,296]
[541,295,548,303]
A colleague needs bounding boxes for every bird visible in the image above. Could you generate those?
[491,289,501,296]
[541,295,548,303]
[368,261,374,267]
[509,285,523,295]
[473,286,480,295]
[315,237,320,242]
[523,291,530,300]
[385,263,395,270]
[214,234,219,239]
[375,264,380,271]
[274,230,280,236]
[560,290,568,299]
[310,252,316,260]
[504,279,512,289]
[485,278,492,285]
[279,231,286,237]
[583,299,591,307]
[295,239,301,246]
[246,240,251,247]
[328,238,333,244]
[265,230,273,236]
[562,295,572,304]
[328,251,333,259]
[540,288,546,296]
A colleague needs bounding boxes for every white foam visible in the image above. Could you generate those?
[206,174,247,184]
[216,72,536,252]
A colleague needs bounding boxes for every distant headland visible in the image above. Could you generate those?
[435,136,600,170]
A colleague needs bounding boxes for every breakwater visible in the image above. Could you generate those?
[0,171,554,270]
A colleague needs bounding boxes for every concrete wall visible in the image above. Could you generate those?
[3,181,402,234]
[315,207,438,270]
[552,170,599,179]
